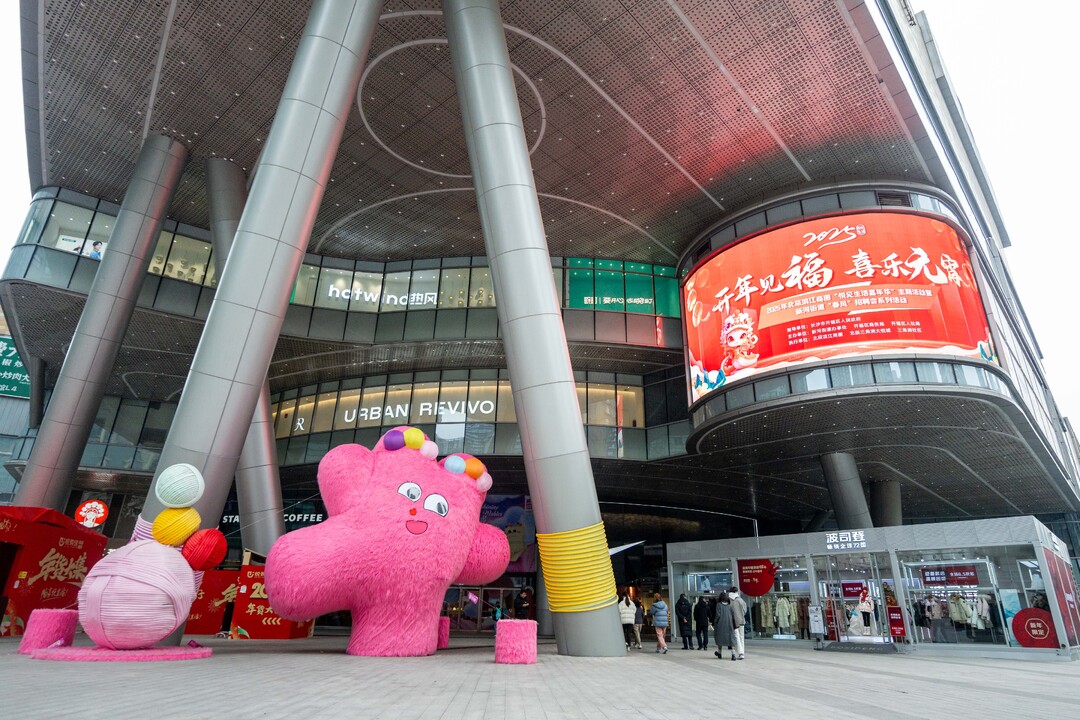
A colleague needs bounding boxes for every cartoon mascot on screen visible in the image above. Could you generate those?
[720,308,760,377]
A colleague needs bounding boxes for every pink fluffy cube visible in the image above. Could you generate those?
[438,616,450,649]
[494,619,537,664]
[17,609,79,655]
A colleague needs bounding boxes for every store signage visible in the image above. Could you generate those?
[0,336,30,399]
[886,606,906,637]
[920,564,978,586]
[683,212,995,401]
[841,582,865,599]
[73,500,109,528]
[1043,548,1080,647]
[808,605,825,636]
[231,566,313,640]
[824,530,867,550]
[185,569,239,635]
[737,559,779,597]
[1011,608,1058,649]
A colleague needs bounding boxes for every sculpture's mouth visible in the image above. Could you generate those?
[406,520,428,535]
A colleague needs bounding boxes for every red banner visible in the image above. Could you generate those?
[920,565,979,586]
[737,559,778,597]
[185,569,239,635]
[230,565,313,640]
[0,507,107,637]
[683,212,994,401]
[841,582,865,599]
[1011,608,1058,649]
[886,606,906,637]
[1043,548,1080,647]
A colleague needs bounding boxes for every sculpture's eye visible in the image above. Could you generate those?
[397,482,422,501]
[423,494,449,517]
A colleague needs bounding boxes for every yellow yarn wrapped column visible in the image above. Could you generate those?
[535,522,617,613]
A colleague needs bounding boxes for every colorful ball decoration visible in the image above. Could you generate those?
[181,528,228,571]
[403,427,425,449]
[420,440,439,460]
[383,429,406,451]
[155,463,206,508]
[464,457,485,479]
[77,540,196,650]
[152,507,202,547]
[444,455,466,474]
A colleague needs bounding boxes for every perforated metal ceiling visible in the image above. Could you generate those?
[27,0,929,265]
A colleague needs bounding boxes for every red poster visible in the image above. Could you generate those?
[737,559,778,597]
[842,582,865,599]
[230,565,313,640]
[921,565,979,586]
[185,569,239,635]
[1011,608,1058,649]
[887,606,906,637]
[0,507,107,637]
[683,212,994,401]
[1043,549,1080,647]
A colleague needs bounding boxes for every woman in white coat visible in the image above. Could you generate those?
[618,593,637,649]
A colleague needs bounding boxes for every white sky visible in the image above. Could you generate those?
[0,2,1076,426]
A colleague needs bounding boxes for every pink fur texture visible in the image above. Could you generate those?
[17,609,79,655]
[31,646,212,662]
[494,619,538,664]
[266,427,510,657]
[438,615,450,649]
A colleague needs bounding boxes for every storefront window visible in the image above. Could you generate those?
[381,271,411,312]
[410,269,440,310]
[617,385,644,428]
[357,386,386,428]
[587,384,617,426]
[467,380,498,422]
[109,399,148,446]
[594,271,624,311]
[311,391,338,434]
[624,272,654,314]
[410,382,441,425]
[39,201,93,253]
[381,384,412,424]
[813,552,895,644]
[291,395,316,436]
[576,383,588,424]
[292,264,320,305]
[350,271,382,312]
[496,380,516,423]
[438,381,469,423]
[274,399,296,439]
[149,231,173,277]
[315,268,355,310]
[439,268,471,308]
[567,267,594,310]
[334,389,361,430]
[84,212,115,259]
[15,198,52,246]
[162,234,211,285]
[469,268,494,307]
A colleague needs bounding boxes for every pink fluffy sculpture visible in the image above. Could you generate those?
[494,619,538,664]
[17,609,79,655]
[266,426,510,657]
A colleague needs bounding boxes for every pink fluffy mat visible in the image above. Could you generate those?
[31,646,213,662]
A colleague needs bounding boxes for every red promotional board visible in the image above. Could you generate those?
[886,606,906,637]
[185,569,240,635]
[0,506,107,637]
[1043,548,1080,647]
[920,565,979,586]
[737,559,778,597]
[841,582,865,599]
[683,212,994,401]
[230,565,314,640]
[1011,608,1058,649]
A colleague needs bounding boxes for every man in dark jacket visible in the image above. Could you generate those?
[675,593,693,649]
[693,596,711,650]
[514,589,531,619]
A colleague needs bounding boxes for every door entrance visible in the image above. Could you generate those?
[814,551,896,643]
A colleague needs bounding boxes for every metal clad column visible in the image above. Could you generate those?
[205,158,285,555]
[820,452,873,530]
[15,135,187,510]
[870,480,903,527]
[443,0,624,656]
[136,0,383,534]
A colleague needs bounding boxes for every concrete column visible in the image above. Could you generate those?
[137,0,383,531]
[870,480,903,527]
[443,0,623,656]
[803,509,830,532]
[820,452,873,530]
[205,158,285,555]
[14,135,187,509]
[26,356,44,429]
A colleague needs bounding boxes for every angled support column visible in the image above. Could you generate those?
[15,135,187,510]
[136,0,383,536]
[443,0,624,656]
[205,158,285,556]
[870,480,903,527]
[820,452,873,530]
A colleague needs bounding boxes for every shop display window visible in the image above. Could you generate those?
[745,557,812,640]
[814,552,896,644]
[38,201,93,253]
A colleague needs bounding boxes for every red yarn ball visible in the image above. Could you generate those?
[181,529,228,571]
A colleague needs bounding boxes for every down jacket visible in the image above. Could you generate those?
[618,599,637,625]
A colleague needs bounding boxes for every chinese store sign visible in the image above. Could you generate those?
[825,530,868,551]
[0,336,29,399]
[920,564,979,586]
[682,212,995,402]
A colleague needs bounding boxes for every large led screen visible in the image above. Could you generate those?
[684,212,995,402]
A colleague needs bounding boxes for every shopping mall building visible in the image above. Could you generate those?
[2,0,1080,655]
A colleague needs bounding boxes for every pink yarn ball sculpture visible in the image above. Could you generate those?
[494,619,538,664]
[77,540,196,650]
[182,528,228,571]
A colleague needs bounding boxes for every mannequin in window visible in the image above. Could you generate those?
[856,588,874,635]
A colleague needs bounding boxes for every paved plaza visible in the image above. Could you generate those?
[2,634,1079,719]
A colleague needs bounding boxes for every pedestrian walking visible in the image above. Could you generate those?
[618,593,637,650]
[675,593,693,649]
[649,593,669,654]
[693,596,711,650]
[712,593,737,661]
[728,586,748,660]
[633,600,644,648]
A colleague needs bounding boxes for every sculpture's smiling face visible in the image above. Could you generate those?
[397,481,448,535]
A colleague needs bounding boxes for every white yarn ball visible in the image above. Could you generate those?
[155,463,206,508]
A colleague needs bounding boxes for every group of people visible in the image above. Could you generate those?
[619,587,748,661]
